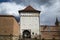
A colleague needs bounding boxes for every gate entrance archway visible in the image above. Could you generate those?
[22,30,31,38]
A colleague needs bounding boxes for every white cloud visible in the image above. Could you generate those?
[0,0,60,25]
[40,0,60,25]
[0,2,25,16]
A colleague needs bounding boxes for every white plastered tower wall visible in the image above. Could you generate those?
[20,13,40,36]
[19,6,40,38]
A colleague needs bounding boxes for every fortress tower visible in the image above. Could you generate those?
[19,6,41,38]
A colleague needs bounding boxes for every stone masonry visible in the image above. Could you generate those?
[0,15,20,40]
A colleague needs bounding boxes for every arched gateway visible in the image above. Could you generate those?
[18,5,41,38]
[23,30,31,38]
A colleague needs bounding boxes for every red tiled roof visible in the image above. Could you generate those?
[19,5,40,13]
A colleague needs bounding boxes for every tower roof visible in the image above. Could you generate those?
[55,17,59,26]
[19,5,40,13]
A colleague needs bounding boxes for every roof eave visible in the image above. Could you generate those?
[18,10,41,13]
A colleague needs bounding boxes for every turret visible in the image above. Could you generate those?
[55,17,59,26]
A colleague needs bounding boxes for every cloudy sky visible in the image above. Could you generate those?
[0,0,60,25]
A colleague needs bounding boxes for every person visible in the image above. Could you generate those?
[34,33,37,40]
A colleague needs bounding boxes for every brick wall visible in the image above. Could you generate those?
[40,25,60,39]
[0,15,20,40]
